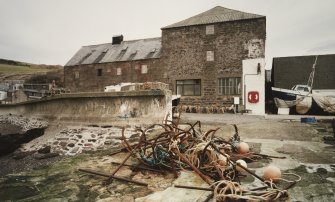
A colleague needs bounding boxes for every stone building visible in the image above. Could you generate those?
[65,37,163,92]
[65,6,266,108]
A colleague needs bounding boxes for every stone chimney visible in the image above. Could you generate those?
[112,35,123,45]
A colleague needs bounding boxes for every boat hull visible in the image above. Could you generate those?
[311,92,335,114]
[272,89,297,101]
[296,96,312,114]
[272,87,312,114]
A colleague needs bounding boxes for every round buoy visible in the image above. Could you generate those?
[236,159,247,172]
[263,165,281,182]
[238,142,250,154]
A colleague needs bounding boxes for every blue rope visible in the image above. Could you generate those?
[140,145,170,166]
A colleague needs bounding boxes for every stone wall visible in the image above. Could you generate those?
[0,90,172,126]
[161,18,266,107]
[64,59,163,92]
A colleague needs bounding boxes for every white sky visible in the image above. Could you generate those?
[0,0,335,69]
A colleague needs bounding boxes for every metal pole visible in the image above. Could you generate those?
[78,168,148,186]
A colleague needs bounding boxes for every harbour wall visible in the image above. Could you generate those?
[0,90,172,126]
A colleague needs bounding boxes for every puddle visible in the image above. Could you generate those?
[301,163,335,173]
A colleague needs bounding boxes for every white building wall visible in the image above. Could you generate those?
[242,58,266,115]
[0,91,7,101]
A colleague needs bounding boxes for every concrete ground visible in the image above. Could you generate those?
[180,113,335,125]
[0,113,334,201]
[180,113,335,201]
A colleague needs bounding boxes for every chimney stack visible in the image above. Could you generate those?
[112,35,123,45]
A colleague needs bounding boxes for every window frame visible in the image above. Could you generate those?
[75,71,80,79]
[97,69,102,76]
[141,65,148,74]
[176,79,201,96]
[116,68,122,76]
[206,51,214,61]
[218,77,241,95]
[206,25,215,35]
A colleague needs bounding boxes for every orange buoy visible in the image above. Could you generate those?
[238,142,250,154]
[263,165,281,182]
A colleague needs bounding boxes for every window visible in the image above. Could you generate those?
[218,78,241,95]
[97,69,102,76]
[75,72,80,79]
[117,68,122,75]
[78,52,92,65]
[146,48,157,59]
[206,51,214,61]
[141,65,148,74]
[117,46,128,60]
[206,25,214,35]
[94,49,109,63]
[176,79,201,96]
[129,50,137,60]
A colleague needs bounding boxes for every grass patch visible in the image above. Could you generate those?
[0,64,52,74]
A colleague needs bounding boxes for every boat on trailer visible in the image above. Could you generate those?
[271,56,315,114]
[272,85,312,115]
[272,55,335,115]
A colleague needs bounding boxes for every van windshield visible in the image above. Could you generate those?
[296,87,305,91]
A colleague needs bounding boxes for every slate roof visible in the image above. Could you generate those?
[162,6,265,29]
[65,37,161,66]
[272,54,335,89]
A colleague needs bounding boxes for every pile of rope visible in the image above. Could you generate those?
[117,118,300,201]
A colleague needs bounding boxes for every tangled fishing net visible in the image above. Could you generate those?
[113,114,300,201]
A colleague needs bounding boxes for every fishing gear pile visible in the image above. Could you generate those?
[79,117,301,201]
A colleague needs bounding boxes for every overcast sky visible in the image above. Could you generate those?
[0,0,335,69]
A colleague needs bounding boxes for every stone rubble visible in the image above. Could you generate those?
[0,114,48,155]
[0,113,48,135]
[21,126,136,156]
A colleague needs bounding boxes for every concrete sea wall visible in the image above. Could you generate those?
[0,90,172,126]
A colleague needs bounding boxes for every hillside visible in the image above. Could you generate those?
[0,58,63,85]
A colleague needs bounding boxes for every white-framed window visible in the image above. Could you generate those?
[218,77,241,95]
[176,79,201,96]
[141,65,148,74]
[206,51,214,61]
[206,25,215,35]
[117,68,122,76]
[75,71,79,79]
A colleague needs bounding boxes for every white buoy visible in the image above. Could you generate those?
[236,159,247,172]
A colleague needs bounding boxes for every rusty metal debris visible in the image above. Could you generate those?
[78,115,301,201]
[78,168,148,186]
